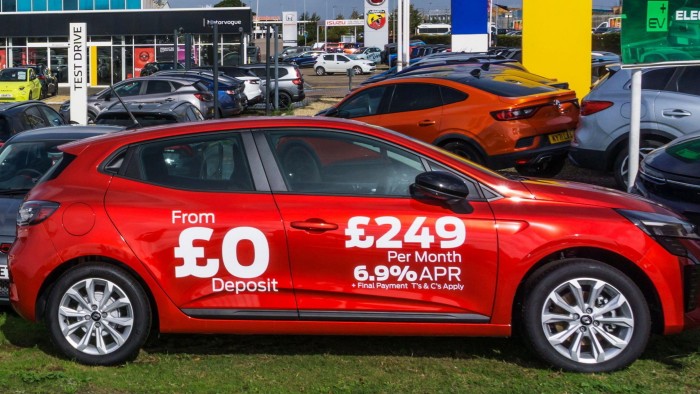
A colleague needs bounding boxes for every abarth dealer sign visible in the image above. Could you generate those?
[621,0,700,67]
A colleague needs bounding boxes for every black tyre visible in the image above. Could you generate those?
[441,141,483,165]
[515,156,566,178]
[352,66,363,75]
[613,139,665,190]
[273,91,293,110]
[45,263,152,366]
[315,67,326,76]
[521,259,650,372]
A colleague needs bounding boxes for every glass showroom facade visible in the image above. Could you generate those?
[0,7,252,86]
[0,0,142,12]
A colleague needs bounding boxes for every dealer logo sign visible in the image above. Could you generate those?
[367,0,386,5]
[367,10,387,30]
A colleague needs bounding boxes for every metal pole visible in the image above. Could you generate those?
[265,25,271,115]
[173,29,178,69]
[185,33,192,70]
[403,0,410,68]
[628,69,643,192]
[212,23,219,119]
[274,25,280,110]
[397,0,403,71]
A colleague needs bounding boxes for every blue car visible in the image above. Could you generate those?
[154,70,246,117]
[283,51,324,68]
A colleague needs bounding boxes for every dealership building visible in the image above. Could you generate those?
[0,1,252,86]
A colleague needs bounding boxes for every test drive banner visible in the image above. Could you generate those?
[621,0,700,67]
[364,0,389,49]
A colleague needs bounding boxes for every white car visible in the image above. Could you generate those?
[355,46,382,63]
[314,53,376,76]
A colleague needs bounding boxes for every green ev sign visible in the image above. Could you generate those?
[622,0,700,67]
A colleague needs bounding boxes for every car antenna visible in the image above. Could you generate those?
[470,68,481,78]
[110,84,141,129]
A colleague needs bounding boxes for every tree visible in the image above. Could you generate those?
[214,0,247,6]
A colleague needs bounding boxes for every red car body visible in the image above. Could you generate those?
[7,117,700,372]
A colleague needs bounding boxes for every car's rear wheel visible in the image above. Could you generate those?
[352,66,363,75]
[315,67,326,76]
[515,156,566,178]
[613,139,665,190]
[441,141,483,165]
[521,259,650,372]
[45,263,152,366]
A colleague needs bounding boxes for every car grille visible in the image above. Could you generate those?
[640,176,700,205]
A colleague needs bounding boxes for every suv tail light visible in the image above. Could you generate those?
[17,201,59,226]
[580,100,613,116]
[194,93,214,102]
[292,68,303,85]
[491,106,537,121]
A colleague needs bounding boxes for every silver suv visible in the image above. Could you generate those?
[59,76,215,122]
[569,65,700,189]
[237,63,305,109]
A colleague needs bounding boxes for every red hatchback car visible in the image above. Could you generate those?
[8,117,700,372]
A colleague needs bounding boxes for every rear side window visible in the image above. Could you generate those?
[123,134,254,192]
[642,68,675,91]
[146,81,173,94]
[675,67,700,95]
[389,83,442,113]
[21,106,50,129]
[440,86,468,105]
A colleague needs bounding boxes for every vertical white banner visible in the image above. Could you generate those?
[69,23,88,125]
[282,11,298,47]
[364,0,389,50]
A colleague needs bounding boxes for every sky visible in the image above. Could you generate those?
[167,0,621,19]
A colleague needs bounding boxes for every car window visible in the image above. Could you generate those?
[323,55,334,61]
[114,81,143,97]
[145,80,173,94]
[266,130,425,196]
[0,116,10,141]
[186,106,204,121]
[123,134,253,191]
[338,55,350,62]
[38,106,64,126]
[440,86,469,105]
[337,86,387,118]
[21,106,50,129]
[389,83,443,113]
[675,67,700,95]
[642,68,675,91]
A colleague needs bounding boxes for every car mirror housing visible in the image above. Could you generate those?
[410,171,473,213]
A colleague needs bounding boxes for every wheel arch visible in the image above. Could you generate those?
[604,129,675,172]
[35,255,160,335]
[510,246,664,336]
[433,134,487,162]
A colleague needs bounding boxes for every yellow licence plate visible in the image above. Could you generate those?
[548,130,574,144]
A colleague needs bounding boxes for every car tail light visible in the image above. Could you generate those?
[225,90,237,95]
[491,106,538,121]
[250,80,260,84]
[580,100,613,116]
[38,75,45,80]
[194,93,214,102]
[292,68,303,85]
[0,243,11,254]
[17,201,60,226]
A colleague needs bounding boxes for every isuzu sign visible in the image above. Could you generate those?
[621,0,700,67]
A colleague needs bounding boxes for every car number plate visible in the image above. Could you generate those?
[0,265,7,280]
[548,130,574,144]
[0,94,12,98]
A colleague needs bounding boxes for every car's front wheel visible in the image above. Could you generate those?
[352,66,363,75]
[45,263,152,366]
[315,67,326,76]
[521,259,650,372]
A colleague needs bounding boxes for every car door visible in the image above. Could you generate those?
[256,128,498,322]
[356,82,444,140]
[104,132,297,316]
[654,66,700,136]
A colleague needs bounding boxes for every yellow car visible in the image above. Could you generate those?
[0,67,43,102]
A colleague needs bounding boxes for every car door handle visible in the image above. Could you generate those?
[662,109,692,117]
[291,219,338,232]
[418,120,436,126]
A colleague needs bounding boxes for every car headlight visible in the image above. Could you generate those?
[617,209,700,259]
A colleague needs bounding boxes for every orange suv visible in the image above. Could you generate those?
[319,71,579,177]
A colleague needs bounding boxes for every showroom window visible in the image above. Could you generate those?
[125,134,254,192]
[1,0,16,11]
[266,130,425,196]
[31,0,46,10]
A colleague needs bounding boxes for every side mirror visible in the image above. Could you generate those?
[410,171,472,213]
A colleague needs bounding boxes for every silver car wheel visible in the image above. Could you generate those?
[57,277,134,356]
[541,277,634,365]
[618,146,658,187]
